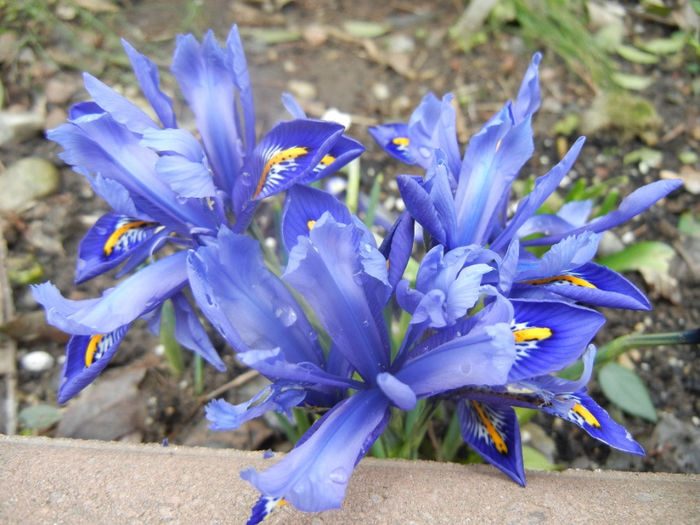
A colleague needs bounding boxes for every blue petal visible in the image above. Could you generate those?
[240,389,390,512]
[397,174,447,245]
[32,251,188,335]
[305,134,364,182]
[508,299,605,381]
[517,232,601,281]
[47,114,209,232]
[407,93,461,178]
[396,323,516,397]
[75,213,162,284]
[513,52,542,123]
[515,262,651,310]
[376,372,416,411]
[491,137,585,252]
[171,30,243,195]
[541,392,645,455]
[154,155,216,198]
[237,348,360,391]
[57,326,129,403]
[226,25,256,155]
[281,185,352,252]
[458,400,525,485]
[170,293,225,371]
[368,123,415,164]
[187,227,325,365]
[378,211,415,291]
[82,72,158,133]
[234,119,345,214]
[281,92,306,119]
[121,38,176,129]
[246,495,287,525]
[206,383,307,431]
[283,216,391,381]
[453,104,534,246]
[524,179,684,246]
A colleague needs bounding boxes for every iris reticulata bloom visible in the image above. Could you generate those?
[31,25,362,403]
[31,29,681,523]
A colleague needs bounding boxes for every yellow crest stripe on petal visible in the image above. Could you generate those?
[523,275,597,288]
[254,146,309,199]
[472,401,508,455]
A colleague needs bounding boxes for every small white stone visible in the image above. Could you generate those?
[321,107,352,129]
[20,350,54,373]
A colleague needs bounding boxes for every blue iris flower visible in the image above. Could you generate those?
[196,186,629,520]
[369,53,682,311]
[31,25,363,403]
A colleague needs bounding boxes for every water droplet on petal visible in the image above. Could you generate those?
[329,467,348,484]
[460,363,472,375]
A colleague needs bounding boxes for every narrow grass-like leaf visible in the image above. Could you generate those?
[598,362,658,422]
[439,409,463,462]
[364,173,383,228]
[617,45,660,64]
[160,299,184,377]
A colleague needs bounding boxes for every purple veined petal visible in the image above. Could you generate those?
[240,389,391,512]
[237,348,361,391]
[397,174,447,245]
[82,72,159,134]
[378,211,415,291]
[376,372,416,411]
[140,128,205,161]
[68,101,103,120]
[47,114,209,232]
[396,323,516,397]
[246,495,287,525]
[497,239,519,294]
[87,175,146,220]
[283,216,391,381]
[113,229,170,279]
[57,325,129,403]
[541,391,645,455]
[120,38,176,129]
[458,400,525,485]
[367,122,416,164]
[490,137,586,252]
[454,104,534,246]
[281,92,306,119]
[516,231,602,281]
[187,227,325,365]
[514,261,651,310]
[423,150,458,248]
[407,93,462,179]
[171,30,243,195]
[32,250,188,335]
[169,293,225,371]
[303,134,365,183]
[282,213,390,382]
[513,52,542,123]
[206,383,307,431]
[154,155,217,198]
[407,293,514,361]
[74,212,162,284]
[281,185,352,252]
[226,25,256,156]
[234,119,345,214]
[524,179,684,246]
[508,299,605,382]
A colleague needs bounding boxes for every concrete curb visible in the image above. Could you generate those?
[1,435,698,524]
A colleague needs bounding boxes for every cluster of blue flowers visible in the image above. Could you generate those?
[33,25,681,523]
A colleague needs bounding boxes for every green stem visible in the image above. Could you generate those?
[345,158,361,215]
[559,328,700,380]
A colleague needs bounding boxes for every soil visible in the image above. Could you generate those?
[1,1,698,474]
